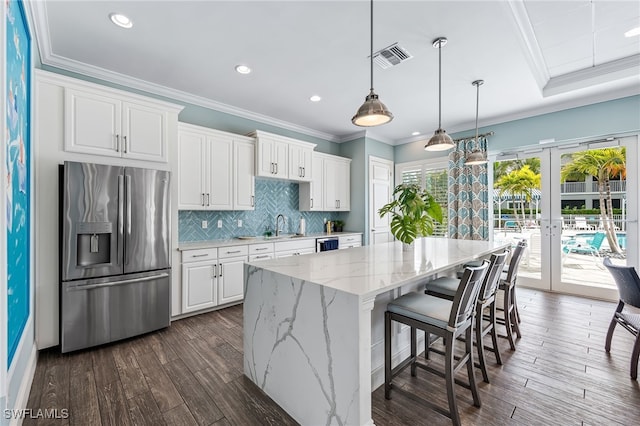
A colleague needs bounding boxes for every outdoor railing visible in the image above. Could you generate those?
[560,180,626,193]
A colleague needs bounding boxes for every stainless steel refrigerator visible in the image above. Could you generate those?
[60,161,171,353]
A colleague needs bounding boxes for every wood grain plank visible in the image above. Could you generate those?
[69,352,101,426]
[96,381,132,426]
[163,359,224,425]
[91,346,119,387]
[162,404,198,426]
[127,391,166,426]
[134,351,182,412]
[112,345,149,399]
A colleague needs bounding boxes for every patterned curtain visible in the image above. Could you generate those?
[447,137,489,240]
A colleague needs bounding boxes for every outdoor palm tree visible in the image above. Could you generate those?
[561,147,625,255]
[494,165,541,229]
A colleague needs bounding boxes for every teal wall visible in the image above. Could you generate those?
[395,95,640,163]
[338,135,394,245]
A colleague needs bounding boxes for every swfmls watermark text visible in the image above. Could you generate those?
[4,408,69,420]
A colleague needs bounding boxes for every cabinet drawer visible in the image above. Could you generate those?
[181,248,217,263]
[275,247,315,258]
[249,242,274,254]
[249,253,274,262]
[218,245,249,259]
[339,235,361,245]
[274,239,315,253]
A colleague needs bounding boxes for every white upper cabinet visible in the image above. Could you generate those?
[323,154,351,211]
[250,130,316,181]
[178,123,255,211]
[64,85,177,163]
[289,143,313,182]
[299,153,324,211]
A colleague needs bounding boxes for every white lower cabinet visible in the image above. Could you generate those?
[218,256,247,305]
[274,239,316,258]
[181,248,218,313]
[339,234,362,249]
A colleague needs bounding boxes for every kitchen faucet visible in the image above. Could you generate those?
[275,214,286,236]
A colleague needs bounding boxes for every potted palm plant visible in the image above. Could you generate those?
[378,183,444,245]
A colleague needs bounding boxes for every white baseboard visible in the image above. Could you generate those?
[9,345,37,426]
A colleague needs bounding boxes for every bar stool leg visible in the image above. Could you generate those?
[410,326,417,377]
[424,332,431,360]
[444,332,460,426]
[513,286,522,323]
[503,285,517,350]
[631,332,640,380]
[489,300,503,365]
[510,287,522,339]
[384,312,392,399]
[467,323,481,408]
[475,304,490,383]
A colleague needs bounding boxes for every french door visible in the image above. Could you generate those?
[491,135,638,301]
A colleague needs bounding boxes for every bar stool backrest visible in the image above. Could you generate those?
[603,258,640,308]
[479,250,510,302]
[504,240,527,284]
[450,262,489,329]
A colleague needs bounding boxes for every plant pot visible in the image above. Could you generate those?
[402,242,414,252]
[334,225,343,232]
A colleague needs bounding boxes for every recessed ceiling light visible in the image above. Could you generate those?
[412,131,420,136]
[309,95,322,102]
[109,13,133,29]
[625,26,640,37]
[235,65,251,75]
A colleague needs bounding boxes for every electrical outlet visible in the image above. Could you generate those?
[217,220,223,228]
[201,220,208,229]
[238,219,243,227]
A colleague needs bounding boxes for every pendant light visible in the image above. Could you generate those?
[424,37,454,151]
[352,0,393,127]
[465,80,488,165]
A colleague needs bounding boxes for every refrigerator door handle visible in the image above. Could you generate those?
[125,174,132,265]
[65,272,170,292]
[117,175,125,265]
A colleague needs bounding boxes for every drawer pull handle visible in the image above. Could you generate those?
[191,253,209,258]
[226,250,242,254]
[255,247,268,251]
[255,255,269,259]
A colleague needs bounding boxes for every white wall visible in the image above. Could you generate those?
[34,71,182,349]
[1,0,8,420]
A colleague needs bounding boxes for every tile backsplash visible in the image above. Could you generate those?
[178,178,339,242]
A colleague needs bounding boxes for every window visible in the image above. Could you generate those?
[397,159,448,237]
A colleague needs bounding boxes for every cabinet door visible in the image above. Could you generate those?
[256,137,276,177]
[336,160,351,211]
[207,135,233,210]
[234,140,255,210]
[122,101,168,162]
[218,256,246,305]
[288,144,313,182]
[299,154,323,211]
[323,158,339,211]
[64,87,122,157]
[182,262,217,313]
[178,130,207,210]
[273,140,289,179]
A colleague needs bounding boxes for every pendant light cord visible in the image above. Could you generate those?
[438,40,442,129]
[369,0,373,92]
[475,81,480,145]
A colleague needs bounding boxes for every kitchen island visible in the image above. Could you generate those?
[243,237,509,426]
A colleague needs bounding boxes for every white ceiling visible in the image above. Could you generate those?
[29,1,640,145]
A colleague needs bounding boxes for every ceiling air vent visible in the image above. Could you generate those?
[373,43,413,69]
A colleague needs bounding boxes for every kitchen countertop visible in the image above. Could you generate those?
[177,231,362,251]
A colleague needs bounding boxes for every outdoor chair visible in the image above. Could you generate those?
[574,216,595,230]
[385,262,489,426]
[602,258,640,380]
[562,232,605,258]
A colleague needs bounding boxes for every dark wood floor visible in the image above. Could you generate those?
[25,288,640,425]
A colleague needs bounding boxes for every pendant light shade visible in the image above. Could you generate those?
[465,79,488,166]
[352,0,393,127]
[425,37,454,151]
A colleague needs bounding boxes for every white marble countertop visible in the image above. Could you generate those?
[177,231,362,251]
[246,237,510,298]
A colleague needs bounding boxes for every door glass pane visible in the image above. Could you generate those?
[493,157,542,283]
[559,146,626,291]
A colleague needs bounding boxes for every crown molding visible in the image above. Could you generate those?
[28,1,340,143]
[544,55,640,97]
[506,0,550,91]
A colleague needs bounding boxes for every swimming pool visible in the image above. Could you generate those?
[575,232,626,249]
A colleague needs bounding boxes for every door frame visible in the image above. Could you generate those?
[490,133,638,301]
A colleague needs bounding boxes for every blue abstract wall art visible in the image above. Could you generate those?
[6,0,31,367]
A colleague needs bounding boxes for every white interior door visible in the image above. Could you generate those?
[369,156,393,245]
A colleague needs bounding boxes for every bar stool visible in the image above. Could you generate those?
[497,241,527,350]
[424,250,510,383]
[384,262,489,426]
